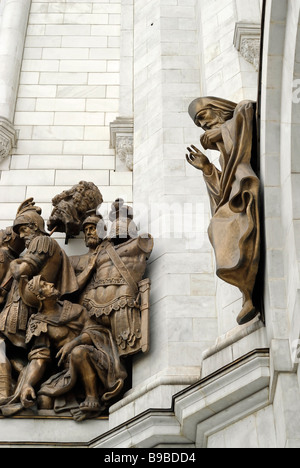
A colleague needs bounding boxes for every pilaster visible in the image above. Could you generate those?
[109,0,217,426]
[0,0,31,158]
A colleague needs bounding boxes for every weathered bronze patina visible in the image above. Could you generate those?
[0,227,25,399]
[187,97,260,325]
[18,275,127,421]
[0,187,153,421]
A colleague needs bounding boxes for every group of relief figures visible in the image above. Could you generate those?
[0,95,261,422]
[0,188,153,421]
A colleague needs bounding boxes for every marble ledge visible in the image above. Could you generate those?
[93,350,271,448]
[203,317,265,359]
[0,416,109,448]
[175,351,270,447]
[201,317,268,379]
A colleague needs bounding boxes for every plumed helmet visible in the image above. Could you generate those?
[13,198,48,236]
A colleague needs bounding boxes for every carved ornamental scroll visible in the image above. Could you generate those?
[0,117,18,160]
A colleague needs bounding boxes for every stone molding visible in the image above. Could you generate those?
[110,117,134,171]
[91,350,270,448]
[233,22,261,71]
[0,117,17,159]
[202,317,264,360]
[0,417,109,448]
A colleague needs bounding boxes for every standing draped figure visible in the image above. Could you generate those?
[186,97,260,325]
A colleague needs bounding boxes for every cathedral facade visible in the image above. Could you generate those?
[0,0,299,448]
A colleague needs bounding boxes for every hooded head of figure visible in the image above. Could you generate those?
[188,96,237,131]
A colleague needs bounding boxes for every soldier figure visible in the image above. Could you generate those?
[0,227,25,305]
[0,199,78,400]
[81,199,153,357]
[70,211,106,279]
[0,189,154,420]
[0,227,25,399]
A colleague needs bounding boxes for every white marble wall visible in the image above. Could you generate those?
[135,0,220,369]
[207,405,276,448]
[196,0,261,102]
[0,0,299,449]
[119,0,133,117]
[0,0,132,256]
[130,0,217,398]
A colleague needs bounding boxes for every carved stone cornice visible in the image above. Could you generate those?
[0,117,17,159]
[233,22,261,71]
[110,117,134,172]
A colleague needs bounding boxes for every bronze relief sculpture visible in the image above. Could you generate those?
[187,97,260,325]
[0,227,25,305]
[0,187,153,421]
[19,275,127,421]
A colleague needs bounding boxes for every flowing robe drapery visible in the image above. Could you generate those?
[202,101,260,304]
